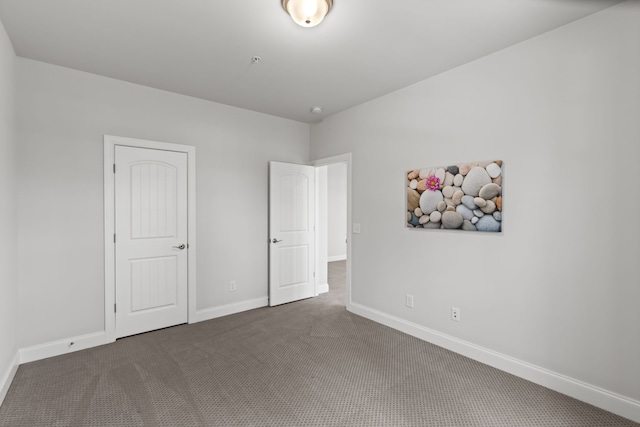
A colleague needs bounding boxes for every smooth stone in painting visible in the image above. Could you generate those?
[437,201,447,212]
[409,212,420,226]
[419,189,443,214]
[473,209,485,217]
[419,168,432,179]
[408,188,421,211]
[492,176,502,186]
[476,216,501,232]
[452,190,464,205]
[442,186,455,199]
[447,165,459,175]
[410,179,418,190]
[479,183,501,200]
[473,197,487,208]
[486,162,501,178]
[414,207,423,217]
[453,173,464,187]
[461,195,477,210]
[416,179,427,192]
[456,205,474,221]
[458,163,472,176]
[493,211,502,221]
[435,168,446,185]
[419,215,430,224]
[480,200,496,214]
[461,166,491,197]
[423,222,441,229]
[429,211,442,223]
[471,216,479,225]
[496,196,502,211]
[408,170,419,180]
[443,172,455,187]
[442,211,464,229]
[462,220,477,231]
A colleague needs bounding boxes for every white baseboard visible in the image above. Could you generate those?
[328,255,346,262]
[317,282,329,294]
[0,351,19,406]
[193,297,268,323]
[17,297,270,364]
[19,332,109,364]
[348,302,640,424]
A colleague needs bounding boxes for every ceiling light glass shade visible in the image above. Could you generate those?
[282,0,333,28]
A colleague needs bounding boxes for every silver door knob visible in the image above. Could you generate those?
[271,238,282,244]
[173,244,186,250]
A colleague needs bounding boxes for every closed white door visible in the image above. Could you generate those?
[115,146,188,338]
[269,161,315,306]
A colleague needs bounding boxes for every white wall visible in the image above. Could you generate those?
[16,58,310,349]
[311,0,640,419]
[327,162,347,261]
[0,18,18,400]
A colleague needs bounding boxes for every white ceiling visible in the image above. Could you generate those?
[0,0,622,123]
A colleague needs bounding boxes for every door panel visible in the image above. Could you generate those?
[279,245,308,287]
[115,146,188,338]
[130,162,177,238]
[130,256,178,311]
[269,162,315,306]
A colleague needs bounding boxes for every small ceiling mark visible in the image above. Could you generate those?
[251,56,262,64]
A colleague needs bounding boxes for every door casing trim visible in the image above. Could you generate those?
[104,135,197,342]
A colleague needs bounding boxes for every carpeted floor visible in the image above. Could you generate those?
[0,261,637,426]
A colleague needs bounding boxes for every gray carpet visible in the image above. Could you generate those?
[0,261,637,426]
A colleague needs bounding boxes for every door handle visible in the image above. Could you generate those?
[173,244,186,250]
[271,238,282,244]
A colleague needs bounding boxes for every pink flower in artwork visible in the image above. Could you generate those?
[426,176,440,191]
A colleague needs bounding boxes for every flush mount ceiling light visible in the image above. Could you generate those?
[282,0,333,28]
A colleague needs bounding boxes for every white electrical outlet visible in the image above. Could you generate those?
[451,307,460,321]
[230,280,237,291]
[406,294,414,308]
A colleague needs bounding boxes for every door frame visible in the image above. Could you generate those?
[104,135,196,342]
[311,153,352,310]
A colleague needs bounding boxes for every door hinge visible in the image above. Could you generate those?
[113,164,116,173]
[114,303,117,313]
[114,234,116,243]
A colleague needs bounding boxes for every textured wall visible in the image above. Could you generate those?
[311,1,640,404]
[16,59,309,348]
[0,17,17,399]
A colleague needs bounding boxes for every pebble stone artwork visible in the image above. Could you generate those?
[407,160,503,232]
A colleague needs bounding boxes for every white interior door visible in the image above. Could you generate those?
[269,161,315,306]
[115,146,188,338]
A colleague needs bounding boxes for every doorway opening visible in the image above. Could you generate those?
[312,154,352,310]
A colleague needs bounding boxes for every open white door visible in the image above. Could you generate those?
[269,161,315,306]
[114,146,188,338]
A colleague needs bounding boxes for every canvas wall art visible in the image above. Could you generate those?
[407,160,502,232]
